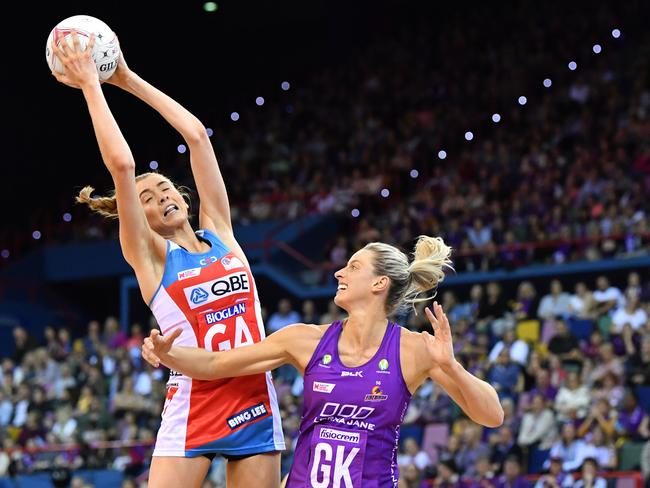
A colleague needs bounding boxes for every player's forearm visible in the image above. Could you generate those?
[441,361,504,427]
[161,346,223,380]
[120,72,206,143]
[81,82,135,171]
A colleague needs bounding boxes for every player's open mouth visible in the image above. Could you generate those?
[164,204,179,217]
[337,283,348,291]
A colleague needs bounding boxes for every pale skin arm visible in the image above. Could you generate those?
[142,323,323,380]
[106,52,238,247]
[50,32,166,295]
[403,302,504,428]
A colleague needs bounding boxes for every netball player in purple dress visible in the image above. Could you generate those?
[143,236,504,487]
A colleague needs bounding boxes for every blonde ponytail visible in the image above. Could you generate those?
[76,186,119,219]
[404,235,454,306]
[364,235,453,315]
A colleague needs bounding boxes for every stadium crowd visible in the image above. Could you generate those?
[2,1,650,487]
[0,271,649,487]
[4,2,650,277]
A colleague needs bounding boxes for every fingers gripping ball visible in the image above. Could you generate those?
[46,15,120,81]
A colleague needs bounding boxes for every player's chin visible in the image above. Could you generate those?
[333,293,349,309]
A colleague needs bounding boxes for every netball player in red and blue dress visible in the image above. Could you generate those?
[51,33,283,488]
[143,236,506,487]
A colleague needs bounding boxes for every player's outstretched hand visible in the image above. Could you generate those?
[51,30,99,89]
[142,328,182,368]
[420,301,456,369]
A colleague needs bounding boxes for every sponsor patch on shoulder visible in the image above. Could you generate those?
[222,256,245,271]
[177,267,201,281]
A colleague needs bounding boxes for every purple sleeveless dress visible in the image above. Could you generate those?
[286,321,412,488]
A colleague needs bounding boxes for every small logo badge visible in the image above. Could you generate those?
[341,371,364,378]
[364,385,388,402]
[199,256,218,267]
[177,267,201,281]
[190,288,209,305]
[313,381,336,393]
[222,256,245,271]
[322,354,332,365]
[378,359,389,371]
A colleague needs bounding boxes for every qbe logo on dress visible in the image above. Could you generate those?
[184,272,250,309]
[319,428,360,444]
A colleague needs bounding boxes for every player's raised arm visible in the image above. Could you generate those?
[105,53,234,236]
[142,324,322,380]
[51,32,165,275]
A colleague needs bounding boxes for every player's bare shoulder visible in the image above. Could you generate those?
[276,323,330,372]
[282,322,330,339]
[399,326,427,349]
[399,326,434,375]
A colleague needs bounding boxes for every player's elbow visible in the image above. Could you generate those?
[482,404,505,428]
[184,125,209,146]
[108,156,135,174]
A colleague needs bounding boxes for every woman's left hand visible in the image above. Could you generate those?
[420,301,456,370]
[51,30,99,89]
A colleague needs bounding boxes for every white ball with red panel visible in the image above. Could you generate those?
[45,15,120,81]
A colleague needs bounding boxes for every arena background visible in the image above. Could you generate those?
[0,0,649,486]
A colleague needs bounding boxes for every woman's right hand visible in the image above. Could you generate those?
[142,328,182,368]
[104,39,134,90]
[51,30,99,89]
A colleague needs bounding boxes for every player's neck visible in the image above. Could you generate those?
[166,224,209,253]
[342,308,389,350]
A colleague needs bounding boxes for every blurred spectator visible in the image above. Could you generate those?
[478,282,509,337]
[592,277,624,318]
[612,293,648,334]
[554,371,590,422]
[568,283,596,320]
[81,320,102,358]
[587,344,624,385]
[488,349,524,401]
[489,426,523,473]
[583,425,617,470]
[547,321,582,370]
[432,458,460,487]
[488,329,529,366]
[12,327,37,364]
[12,384,31,428]
[397,437,432,471]
[615,389,650,441]
[627,333,650,386]
[104,317,128,350]
[537,280,571,321]
[547,423,592,472]
[534,456,573,488]
[267,299,301,333]
[51,405,77,444]
[328,236,348,269]
[320,300,345,324]
[577,399,615,440]
[581,331,605,362]
[529,368,558,405]
[590,372,625,410]
[464,455,495,488]
[517,394,557,450]
[456,424,490,479]
[573,458,606,488]
[300,300,320,324]
[493,456,530,488]
[510,282,537,323]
